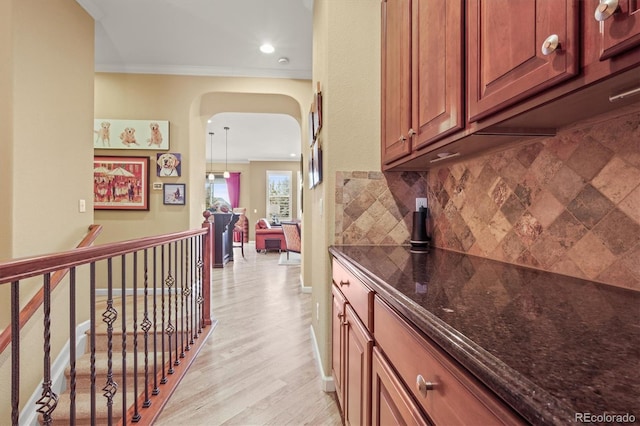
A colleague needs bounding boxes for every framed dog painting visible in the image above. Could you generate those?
[94,119,169,150]
[156,152,181,177]
[93,156,150,210]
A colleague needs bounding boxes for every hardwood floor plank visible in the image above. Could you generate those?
[155,244,342,426]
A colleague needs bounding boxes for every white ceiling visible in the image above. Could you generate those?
[77,0,313,162]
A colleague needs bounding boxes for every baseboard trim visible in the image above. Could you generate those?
[309,324,335,393]
[300,273,311,293]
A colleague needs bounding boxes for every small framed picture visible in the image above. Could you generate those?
[156,152,181,177]
[308,105,316,147]
[163,183,185,205]
[313,142,323,186]
[314,91,322,138]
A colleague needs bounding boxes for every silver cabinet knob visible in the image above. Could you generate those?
[408,128,416,138]
[398,135,407,144]
[416,374,435,396]
[541,34,560,55]
[594,0,619,21]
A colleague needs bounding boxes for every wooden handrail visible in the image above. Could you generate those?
[0,227,207,284]
[0,225,103,354]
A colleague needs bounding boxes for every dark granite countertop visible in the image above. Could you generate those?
[329,245,640,425]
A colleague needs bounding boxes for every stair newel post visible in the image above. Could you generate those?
[202,211,213,327]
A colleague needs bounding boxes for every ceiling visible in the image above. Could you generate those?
[76,0,313,163]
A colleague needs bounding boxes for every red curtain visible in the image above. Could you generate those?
[226,172,241,208]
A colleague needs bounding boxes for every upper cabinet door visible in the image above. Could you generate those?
[467,0,580,122]
[595,0,640,60]
[381,0,412,165]
[412,0,464,151]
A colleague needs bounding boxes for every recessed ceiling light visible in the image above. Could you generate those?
[290,153,296,157]
[278,57,289,64]
[260,43,275,54]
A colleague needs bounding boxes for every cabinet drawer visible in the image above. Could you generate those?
[372,346,428,426]
[332,258,374,331]
[374,297,524,425]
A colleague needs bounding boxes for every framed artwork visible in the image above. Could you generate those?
[93,156,150,210]
[313,142,323,186]
[156,152,181,177]
[163,183,186,205]
[314,91,322,138]
[308,151,315,189]
[94,119,169,150]
[308,106,316,147]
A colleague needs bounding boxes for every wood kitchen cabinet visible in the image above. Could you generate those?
[381,0,464,164]
[331,254,526,425]
[372,346,427,426]
[344,304,373,426]
[332,285,346,408]
[381,0,640,171]
[374,296,525,425]
[331,259,374,425]
[593,0,640,60]
[466,0,580,122]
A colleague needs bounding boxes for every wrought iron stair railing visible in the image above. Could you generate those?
[0,219,214,425]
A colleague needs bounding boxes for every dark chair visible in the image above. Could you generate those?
[280,221,301,260]
[232,210,246,258]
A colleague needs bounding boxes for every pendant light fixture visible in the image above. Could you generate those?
[223,126,230,179]
[208,132,215,181]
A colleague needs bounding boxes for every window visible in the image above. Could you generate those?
[205,174,230,209]
[266,170,292,223]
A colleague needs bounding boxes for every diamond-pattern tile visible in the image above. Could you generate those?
[566,184,615,230]
[565,136,613,180]
[334,108,640,289]
[592,208,640,256]
[592,156,640,204]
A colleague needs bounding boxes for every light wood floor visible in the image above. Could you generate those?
[155,243,343,426]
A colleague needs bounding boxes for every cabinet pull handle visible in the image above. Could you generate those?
[416,374,435,396]
[541,34,560,55]
[594,0,619,21]
[339,280,350,287]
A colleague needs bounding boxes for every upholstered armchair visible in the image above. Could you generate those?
[255,218,287,252]
[280,222,301,259]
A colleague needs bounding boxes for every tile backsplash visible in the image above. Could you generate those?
[335,108,640,291]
